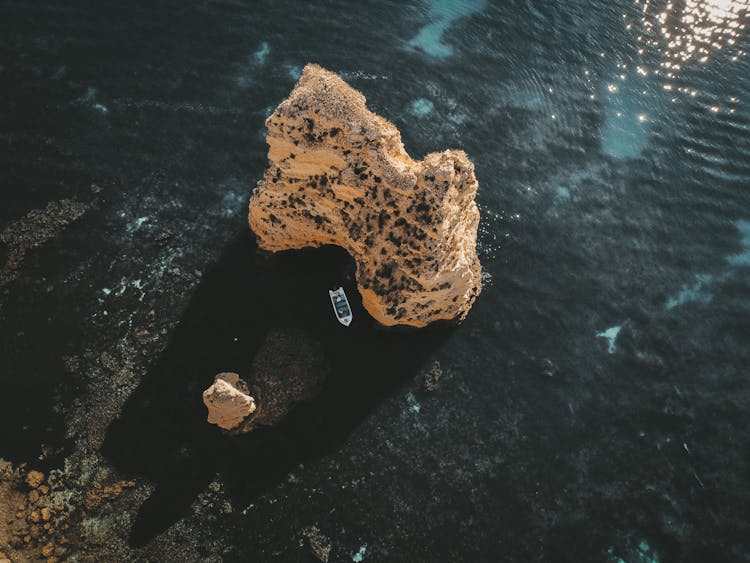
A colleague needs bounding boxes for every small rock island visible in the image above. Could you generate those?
[249,64,482,327]
[203,329,329,432]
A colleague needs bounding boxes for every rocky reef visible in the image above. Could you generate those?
[0,198,88,288]
[248,64,481,327]
[0,459,140,563]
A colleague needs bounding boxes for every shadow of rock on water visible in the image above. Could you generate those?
[102,230,451,546]
[0,214,93,468]
[0,289,78,467]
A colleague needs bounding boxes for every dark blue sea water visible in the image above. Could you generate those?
[1,0,749,561]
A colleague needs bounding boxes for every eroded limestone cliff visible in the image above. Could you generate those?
[249,64,481,327]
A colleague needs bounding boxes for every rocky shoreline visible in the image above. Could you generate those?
[0,461,135,562]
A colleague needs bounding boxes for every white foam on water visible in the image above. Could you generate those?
[726,219,750,267]
[408,97,435,117]
[665,274,714,310]
[596,324,622,354]
[253,41,270,65]
[408,0,486,58]
[338,71,389,81]
[480,269,493,287]
[113,98,241,115]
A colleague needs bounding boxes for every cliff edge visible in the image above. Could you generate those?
[248,64,481,327]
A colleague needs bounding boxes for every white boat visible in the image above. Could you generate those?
[329,287,353,326]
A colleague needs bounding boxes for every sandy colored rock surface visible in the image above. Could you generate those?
[0,461,70,563]
[1,462,24,562]
[25,471,45,489]
[83,480,136,510]
[202,372,257,430]
[248,64,481,327]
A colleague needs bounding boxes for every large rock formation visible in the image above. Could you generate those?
[248,64,481,327]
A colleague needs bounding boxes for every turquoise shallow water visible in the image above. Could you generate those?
[1,0,749,560]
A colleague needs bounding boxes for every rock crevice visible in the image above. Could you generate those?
[249,64,481,327]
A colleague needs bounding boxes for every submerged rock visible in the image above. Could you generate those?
[303,525,332,562]
[233,328,329,433]
[202,373,257,430]
[248,64,482,327]
[201,330,329,434]
[422,360,445,392]
[0,198,88,287]
[83,480,136,511]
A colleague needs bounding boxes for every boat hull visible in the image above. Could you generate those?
[329,287,353,326]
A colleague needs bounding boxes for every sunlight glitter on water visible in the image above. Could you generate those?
[635,0,749,74]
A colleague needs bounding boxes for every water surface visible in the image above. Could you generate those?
[1,0,749,561]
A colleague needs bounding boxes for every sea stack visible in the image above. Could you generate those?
[248,64,481,327]
[202,373,256,431]
[202,329,329,433]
